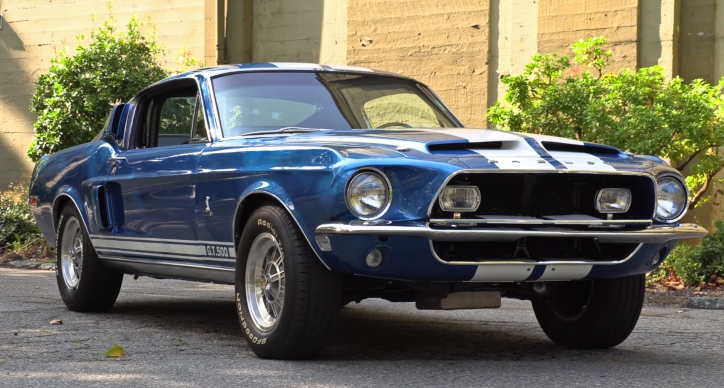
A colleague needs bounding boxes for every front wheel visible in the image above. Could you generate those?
[532,274,645,349]
[55,205,123,311]
[235,204,340,359]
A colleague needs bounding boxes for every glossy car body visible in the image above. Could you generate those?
[28,63,708,357]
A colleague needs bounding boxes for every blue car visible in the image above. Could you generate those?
[28,63,707,359]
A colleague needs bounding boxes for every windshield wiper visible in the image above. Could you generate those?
[242,127,323,136]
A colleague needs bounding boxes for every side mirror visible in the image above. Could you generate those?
[108,104,130,140]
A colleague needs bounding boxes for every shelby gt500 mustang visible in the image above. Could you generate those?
[29,63,707,359]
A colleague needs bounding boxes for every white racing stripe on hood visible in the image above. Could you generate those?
[422,129,559,170]
[509,132,618,171]
[423,129,618,171]
[547,151,617,171]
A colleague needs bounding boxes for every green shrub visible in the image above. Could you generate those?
[650,221,724,286]
[0,184,41,251]
[28,15,168,161]
[488,37,724,209]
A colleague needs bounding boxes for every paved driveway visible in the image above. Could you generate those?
[1,268,723,387]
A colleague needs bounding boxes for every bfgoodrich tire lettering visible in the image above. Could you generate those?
[532,274,645,349]
[55,204,123,312]
[235,204,340,359]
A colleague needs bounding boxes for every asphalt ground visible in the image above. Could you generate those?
[1,268,723,387]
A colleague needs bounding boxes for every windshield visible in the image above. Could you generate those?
[211,71,460,137]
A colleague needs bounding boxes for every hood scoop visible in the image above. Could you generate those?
[541,141,622,156]
[427,141,503,153]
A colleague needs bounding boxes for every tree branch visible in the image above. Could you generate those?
[676,149,703,172]
[689,171,718,209]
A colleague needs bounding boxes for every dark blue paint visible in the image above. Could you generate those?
[28,65,692,281]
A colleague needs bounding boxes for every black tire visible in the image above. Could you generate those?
[532,274,645,349]
[235,204,341,359]
[55,204,123,312]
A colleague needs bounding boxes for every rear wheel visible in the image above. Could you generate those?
[532,274,645,349]
[56,205,123,312]
[235,204,340,359]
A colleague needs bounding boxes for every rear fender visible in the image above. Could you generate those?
[52,186,89,241]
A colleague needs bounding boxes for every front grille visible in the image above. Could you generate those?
[430,172,655,221]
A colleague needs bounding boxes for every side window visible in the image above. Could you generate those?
[190,94,208,143]
[157,96,195,147]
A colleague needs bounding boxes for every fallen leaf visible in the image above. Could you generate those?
[49,319,63,325]
[677,310,684,313]
[105,344,126,358]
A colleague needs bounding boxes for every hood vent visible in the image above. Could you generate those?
[427,141,502,153]
[541,141,622,156]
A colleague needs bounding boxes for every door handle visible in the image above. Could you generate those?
[107,156,127,166]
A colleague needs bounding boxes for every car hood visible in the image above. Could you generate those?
[232,128,659,172]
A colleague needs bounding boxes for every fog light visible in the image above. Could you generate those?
[595,188,631,213]
[439,186,481,212]
[315,236,332,252]
[365,249,383,267]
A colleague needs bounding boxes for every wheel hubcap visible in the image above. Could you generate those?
[60,217,83,290]
[245,232,285,332]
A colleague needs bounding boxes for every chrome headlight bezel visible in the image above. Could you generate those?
[345,168,393,221]
[655,174,688,223]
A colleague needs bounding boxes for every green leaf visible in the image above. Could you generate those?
[104,343,126,358]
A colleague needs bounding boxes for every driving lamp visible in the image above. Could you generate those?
[439,186,481,212]
[656,176,687,222]
[595,188,632,213]
[346,170,392,220]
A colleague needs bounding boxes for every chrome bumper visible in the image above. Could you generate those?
[315,222,708,243]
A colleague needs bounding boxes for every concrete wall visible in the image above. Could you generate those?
[225,0,346,65]
[347,0,489,127]
[488,0,539,109]
[537,0,639,71]
[0,0,208,190]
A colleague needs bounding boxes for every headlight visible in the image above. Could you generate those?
[439,186,481,212]
[346,169,392,220]
[595,188,631,213]
[656,176,687,222]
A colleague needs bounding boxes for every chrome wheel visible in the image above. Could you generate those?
[245,232,285,332]
[60,217,83,290]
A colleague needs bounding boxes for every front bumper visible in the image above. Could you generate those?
[313,222,707,282]
[315,222,707,243]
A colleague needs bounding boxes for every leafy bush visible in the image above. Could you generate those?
[28,15,168,161]
[0,184,41,251]
[650,221,724,286]
[488,37,724,208]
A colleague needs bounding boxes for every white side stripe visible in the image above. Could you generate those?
[89,236,236,261]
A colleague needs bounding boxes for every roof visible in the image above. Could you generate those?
[163,62,412,82]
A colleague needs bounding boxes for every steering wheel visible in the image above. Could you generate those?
[376,122,413,129]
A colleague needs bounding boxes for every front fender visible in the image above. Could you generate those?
[234,180,346,271]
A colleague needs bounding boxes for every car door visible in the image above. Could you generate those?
[105,81,210,264]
